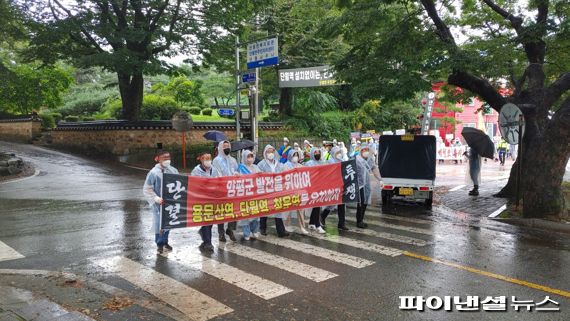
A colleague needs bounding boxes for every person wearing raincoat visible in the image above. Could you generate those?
[466,147,481,196]
[212,140,239,242]
[257,144,289,237]
[190,152,220,252]
[237,150,262,240]
[320,147,350,231]
[143,150,179,254]
[355,144,381,229]
[304,147,327,234]
[283,148,309,235]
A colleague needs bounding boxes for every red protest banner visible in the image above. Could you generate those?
[160,160,359,229]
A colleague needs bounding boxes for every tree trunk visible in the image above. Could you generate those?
[279,87,293,116]
[118,73,144,121]
[495,97,570,218]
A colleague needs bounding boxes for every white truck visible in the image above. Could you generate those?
[378,135,436,207]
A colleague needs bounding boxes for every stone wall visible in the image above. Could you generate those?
[50,121,283,155]
[0,119,42,143]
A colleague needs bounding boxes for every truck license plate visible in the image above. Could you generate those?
[399,188,414,196]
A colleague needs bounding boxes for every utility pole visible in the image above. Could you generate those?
[235,36,241,140]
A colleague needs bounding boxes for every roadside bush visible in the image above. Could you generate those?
[82,116,95,121]
[139,95,180,120]
[187,107,202,115]
[49,112,63,124]
[39,113,56,129]
[202,108,213,116]
[64,115,80,122]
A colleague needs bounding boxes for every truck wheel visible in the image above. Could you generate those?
[424,192,433,208]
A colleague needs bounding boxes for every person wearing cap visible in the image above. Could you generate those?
[303,140,313,163]
[278,137,292,164]
[237,150,262,240]
[143,150,179,254]
[355,143,381,228]
[191,152,220,252]
[323,141,334,161]
[258,144,290,237]
[212,140,238,242]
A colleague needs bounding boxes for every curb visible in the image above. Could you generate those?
[0,168,40,185]
[490,217,570,234]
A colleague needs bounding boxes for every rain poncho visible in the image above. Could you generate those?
[190,163,220,178]
[304,147,326,167]
[257,145,286,219]
[143,163,179,234]
[237,150,261,227]
[356,151,378,205]
[284,148,303,170]
[212,140,238,177]
[339,142,349,161]
[465,148,482,186]
[327,146,343,164]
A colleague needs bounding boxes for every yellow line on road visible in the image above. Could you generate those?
[403,251,570,298]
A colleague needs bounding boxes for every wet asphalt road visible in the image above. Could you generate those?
[0,141,569,321]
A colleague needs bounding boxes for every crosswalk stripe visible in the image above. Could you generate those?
[345,228,431,246]
[260,235,374,268]
[344,217,433,235]
[365,212,433,225]
[97,256,233,321]
[219,242,338,282]
[165,249,293,300]
[304,232,403,257]
[0,241,24,262]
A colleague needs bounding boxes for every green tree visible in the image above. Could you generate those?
[332,0,570,218]
[352,100,421,132]
[19,0,261,120]
[0,63,73,114]
[160,76,205,108]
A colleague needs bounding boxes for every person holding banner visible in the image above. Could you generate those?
[258,144,290,237]
[284,148,309,235]
[237,150,262,240]
[212,140,238,243]
[305,147,327,234]
[191,152,220,252]
[143,150,179,254]
[355,144,381,229]
[320,146,350,231]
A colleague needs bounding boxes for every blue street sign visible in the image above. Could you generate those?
[246,37,279,69]
[217,108,235,117]
[242,72,256,83]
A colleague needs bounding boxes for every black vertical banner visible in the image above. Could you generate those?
[341,160,359,203]
[160,173,189,229]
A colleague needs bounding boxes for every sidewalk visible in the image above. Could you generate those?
[440,179,508,216]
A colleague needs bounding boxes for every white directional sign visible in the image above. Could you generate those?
[247,38,278,69]
[499,103,525,145]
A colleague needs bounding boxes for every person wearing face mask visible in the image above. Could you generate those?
[277,137,292,164]
[339,142,349,161]
[143,151,179,254]
[304,147,327,234]
[212,140,239,242]
[257,145,289,237]
[283,149,309,235]
[323,141,334,161]
[355,144,382,228]
[319,147,350,231]
[191,152,220,252]
[237,150,262,240]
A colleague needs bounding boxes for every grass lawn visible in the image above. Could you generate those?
[191,113,234,122]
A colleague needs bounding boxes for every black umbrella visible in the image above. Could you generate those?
[461,127,495,159]
[231,139,255,152]
[203,130,227,142]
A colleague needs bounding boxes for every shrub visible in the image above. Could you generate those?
[202,108,213,116]
[187,107,202,115]
[59,87,117,117]
[64,115,80,122]
[103,95,180,120]
[82,116,95,121]
[49,112,63,124]
[39,113,56,129]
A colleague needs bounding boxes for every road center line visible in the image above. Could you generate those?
[403,251,570,298]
